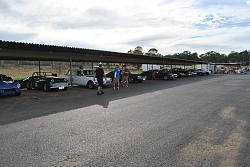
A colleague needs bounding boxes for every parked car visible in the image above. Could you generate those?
[235,69,247,74]
[128,73,146,83]
[171,68,193,77]
[0,74,21,96]
[23,72,69,91]
[62,69,112,89]
[155,69,175,80]
[106,71,146,83]
[187,69,198,76]
[140,70,159,80]
[195,69,210,76]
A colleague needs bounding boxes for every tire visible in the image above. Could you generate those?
[43,84,50,92]
[15,91,21,96]
[26,82,33,90]
[128,77,133,83]
[87,81,95,89]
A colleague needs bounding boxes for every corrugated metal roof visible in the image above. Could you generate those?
[0,40,207,65]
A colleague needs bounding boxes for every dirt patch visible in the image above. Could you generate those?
[176,107,246,167]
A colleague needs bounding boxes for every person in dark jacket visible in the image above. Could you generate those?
[94,63,106,95]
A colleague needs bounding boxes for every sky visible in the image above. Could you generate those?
[0,0,250,55]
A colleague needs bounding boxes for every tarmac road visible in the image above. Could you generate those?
[0,75,249,167]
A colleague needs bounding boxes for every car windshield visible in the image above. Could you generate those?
[0,75,13,81]
[33,72,54,77]
[83,70,94,75]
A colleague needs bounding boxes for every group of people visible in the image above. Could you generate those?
[113,64,130,90]
[94,63,130,96]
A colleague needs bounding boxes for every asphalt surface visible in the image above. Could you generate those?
[0,74,250,167]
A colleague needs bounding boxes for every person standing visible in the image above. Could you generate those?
[122,64,130,87]
[113,65,121,90]
[94,63,106,95]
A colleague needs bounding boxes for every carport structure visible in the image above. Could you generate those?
[0,40,206,65]
[0,40,207,83]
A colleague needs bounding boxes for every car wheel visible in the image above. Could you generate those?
[128,78,133,83]
[87,81,95,89]
[15,91,21,96]
[43,84,50,92]
[26,82,32,90]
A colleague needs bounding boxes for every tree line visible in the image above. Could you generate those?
[128,46,250,65]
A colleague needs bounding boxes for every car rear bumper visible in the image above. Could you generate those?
[50,83,69,89]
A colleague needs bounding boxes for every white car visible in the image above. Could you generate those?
[62,69,112,89]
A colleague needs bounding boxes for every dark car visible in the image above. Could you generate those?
[195,69,210,76]
[23,72,69,92]
[106,71,145,83]
[128,73,146,83]
[0,74,21,96]
[187,69,197,76]
[155,69,175,80]
[141,70,159,80]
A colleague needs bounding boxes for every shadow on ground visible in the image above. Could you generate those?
[0,75,221,125]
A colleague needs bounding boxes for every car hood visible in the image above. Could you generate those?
[0,81,19,89]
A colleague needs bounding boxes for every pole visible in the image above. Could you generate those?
[70,57,73,86]
[38,61,41,73]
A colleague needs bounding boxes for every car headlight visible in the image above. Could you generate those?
[16,83,21,89]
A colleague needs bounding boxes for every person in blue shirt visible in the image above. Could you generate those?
[113,65,121,90]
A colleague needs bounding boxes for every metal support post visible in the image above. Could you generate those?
[38,61,41,73]
[70,57,73,86]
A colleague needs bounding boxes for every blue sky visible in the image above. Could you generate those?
[0,0,250,55]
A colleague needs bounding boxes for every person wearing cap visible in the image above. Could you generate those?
[94,63,106,95]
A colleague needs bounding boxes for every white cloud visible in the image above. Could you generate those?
[0,0,250,55]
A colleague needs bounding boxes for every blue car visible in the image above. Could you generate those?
[0,74,21,96]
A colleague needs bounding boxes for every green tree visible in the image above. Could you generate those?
[200,51,227,63]
[169,51,200,60]
[133,46,144,55]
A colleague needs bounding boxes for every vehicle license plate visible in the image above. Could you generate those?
[59,86,64,90]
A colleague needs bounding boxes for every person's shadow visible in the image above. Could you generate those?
[96,95,110,108]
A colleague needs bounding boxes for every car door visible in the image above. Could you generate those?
[82,70,94,86]
[71,70,84,86]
